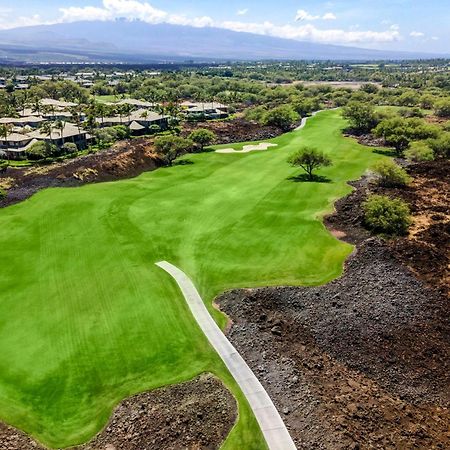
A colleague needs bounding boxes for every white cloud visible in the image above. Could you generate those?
[410,31,424,38]
[322,13,337,21]
[431,36,439,41]
[59,6,113,22]
[237,8,249,16]
[0,13,51,30]
[296,10,321,21]
[296,9,336,21]
[0,1,402,46]
[60,0,167,23]
[222,20,401,44]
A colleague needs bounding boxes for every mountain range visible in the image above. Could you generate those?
[0,20,446,64]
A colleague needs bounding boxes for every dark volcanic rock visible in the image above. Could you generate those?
[0,374,237,450]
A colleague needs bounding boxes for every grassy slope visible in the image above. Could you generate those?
[93,94,130,104]
[0,110,385,448]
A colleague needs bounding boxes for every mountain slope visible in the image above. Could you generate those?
[0,20,443,62]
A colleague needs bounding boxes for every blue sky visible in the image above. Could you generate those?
[0,0,448,53]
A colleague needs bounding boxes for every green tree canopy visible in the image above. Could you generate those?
[263,105,299,131]
[188,128,216,150]
[154,135,194,166]
[288,146,332,181]
[342,101,379,134]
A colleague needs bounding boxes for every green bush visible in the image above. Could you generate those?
[243,106,268,123]
[0,188,6,200]
[154,135,194,166]
[435,99,450,118]
[263,105,299,131]
[404,141,434,162]
[189,128,216,150]
[25,141,56,160]
[371,160,411,187]
[363,195,411,236]
[428,133,450,159]
[62,142,78,154]
[342,101,379,134]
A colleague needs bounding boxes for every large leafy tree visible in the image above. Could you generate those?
[288,146,332,181]
[342,101,379,134]
[263,105,299,131]
[154,135,194,166]
[189,128,216,151]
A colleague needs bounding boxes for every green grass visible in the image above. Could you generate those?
[0,110,386,449]
[93,94,130,104]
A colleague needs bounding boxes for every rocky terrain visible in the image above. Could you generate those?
[182,117,285,144]
[326,159,450,297]
[0,374,237,450]
[0,139,162,208]
[218,239,449,449]
[218,157,449,449]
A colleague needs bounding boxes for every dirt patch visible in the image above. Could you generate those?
[0,138,162,208]
[218,239,449,449]
[0,374,237,450]
[182,117,284,145]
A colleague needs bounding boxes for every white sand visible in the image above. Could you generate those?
[216,142,278,154]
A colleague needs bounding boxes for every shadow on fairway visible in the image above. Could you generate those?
[288,174,332,183]
[373,148,398,157]
[174,159,194,166]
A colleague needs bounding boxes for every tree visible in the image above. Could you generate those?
[26,141,54,160]
[263,105,299,131]
[189,128,216,151]
[435,99,450,118]
[363,195,411,236]
[39,122,54,146]
[288,146,332,181]
[428,133,450,159]
[371,160,411,187]
[373,117,440,157]
[397,90,420,107]
[360,83,379,94]
[0,124,11,143]
[342,101,379,134]
[154,136,194,166]
[54,120,66,144]
[62,142,78,154]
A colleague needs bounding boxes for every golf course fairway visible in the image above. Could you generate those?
[0,110,386,448]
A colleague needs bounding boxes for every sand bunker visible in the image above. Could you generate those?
[216,143,278,154]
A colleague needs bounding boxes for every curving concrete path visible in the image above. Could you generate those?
[156,261,297,450]
[295,108,339,131]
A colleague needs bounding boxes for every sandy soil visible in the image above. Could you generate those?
[216,143,278,153]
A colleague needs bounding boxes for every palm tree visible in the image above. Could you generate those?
[40,121,53,146]
[96,103,107,125]
[54,120,66,145]
[70,107,83,135]
[31,97,42,116]
[0,124,10,142]
[0,124,12,161]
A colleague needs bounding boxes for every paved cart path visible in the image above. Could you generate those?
[156,261,297,450]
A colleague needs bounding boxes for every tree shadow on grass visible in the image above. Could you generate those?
[288,174,332,183]
[373,148,398,157]
[174,159,194,166]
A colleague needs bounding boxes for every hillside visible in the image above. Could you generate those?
[0,20,442,63]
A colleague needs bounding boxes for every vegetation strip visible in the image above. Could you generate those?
[0,110,385,448]
[156,261,297,450]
